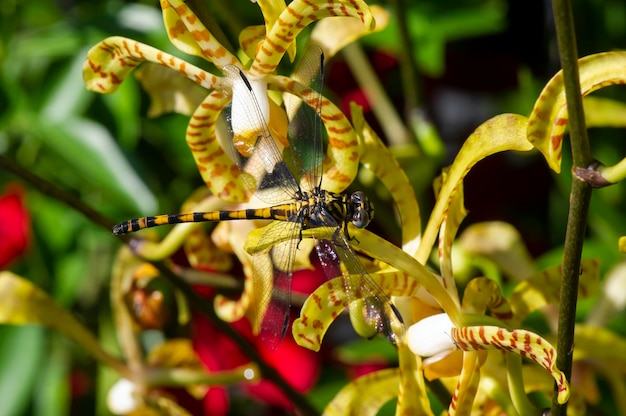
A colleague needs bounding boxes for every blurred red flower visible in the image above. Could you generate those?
[190,256,327,415]
[0,183,30,268]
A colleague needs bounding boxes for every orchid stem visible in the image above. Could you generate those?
[342,43,411,146]
[550,0,593,415]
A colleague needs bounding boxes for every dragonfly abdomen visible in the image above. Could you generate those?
[112,204,304,235]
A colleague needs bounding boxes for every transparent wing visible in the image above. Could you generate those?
[312,214,404,344]
[251,220,302,351]
[223,65,300,204]
[284,45,326,193]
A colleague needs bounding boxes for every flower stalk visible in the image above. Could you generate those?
[550,0,593,414]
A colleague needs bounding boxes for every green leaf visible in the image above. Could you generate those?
[0,325,46,416]
[0,272,128,377]
[41,47,92,122]
[33,336,71,416]
[32,116,157,214]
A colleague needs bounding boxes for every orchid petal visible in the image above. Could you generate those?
[239,25,268,62]
[351,103,422,255]
[135,63,208,117]
[254,0,297,62]
[527,51,626,172]
[574,324,626,372]
[180,190,233,271]
[462,277,514,324]
[292,268,410,351]
[83,36,225,94]
[323,368,401,416]
[434,169,465,305]
[459,221,536,282]
[508,258,600,326]
[449,351,482,415]
[162,0,239,68]
[186,90,252,203]
[311,5,389,59]
[250,0,374,76]
[397,341,433,414]
[584,96,626,128]
[215,221,269,329]
[417,114,532,263]
[452,326,570,404]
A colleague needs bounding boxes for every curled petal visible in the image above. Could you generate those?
[239,25,268,62]
[253,0,297,62]
[434,169,465,304]
[292,269,411,351]
[185,90,251,203]
[459,221,536,282]
[462,277,514,324]
[250,0,374,76]
[452,326,570,404]
[83,37,225,94]
[527,51,626,172]
[162,0,239,68]
[311,5,389,59]
[508,258,600,326]
[417,114,532,263]
[449,352,481,415]
[135,63,208,118]
[323,368,399,416]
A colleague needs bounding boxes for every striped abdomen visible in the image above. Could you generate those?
[112,203,304,235]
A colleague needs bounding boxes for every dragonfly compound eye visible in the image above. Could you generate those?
[352,209,370,228]
[350,191,374,228]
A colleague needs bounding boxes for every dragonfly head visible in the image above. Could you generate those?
[350,190,374,228]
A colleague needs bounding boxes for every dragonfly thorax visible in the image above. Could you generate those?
[310,189,374,230]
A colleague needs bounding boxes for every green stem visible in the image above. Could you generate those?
[0,155,320,416]
[550,0,593,414]
[342,43,411,146]
[386,0,421,115]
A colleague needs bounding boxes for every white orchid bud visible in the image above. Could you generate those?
[407,313,456,357]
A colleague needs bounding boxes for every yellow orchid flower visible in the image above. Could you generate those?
[83,0,384,330]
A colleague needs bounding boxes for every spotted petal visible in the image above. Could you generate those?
[292,268,411,351]
[162,0,239,68]
[452,326,570,404]
[83,36,225,94]
[249,0,375,77]
[527,51,626,172]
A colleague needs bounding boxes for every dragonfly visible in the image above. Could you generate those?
[113,47,404,350]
